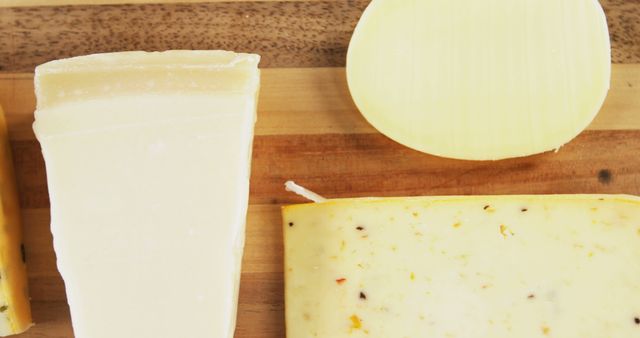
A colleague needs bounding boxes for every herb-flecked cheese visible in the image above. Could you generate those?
[283,195,640,338]
[0,105,33,336]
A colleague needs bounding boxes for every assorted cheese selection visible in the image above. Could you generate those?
[284,195,640,338]
[8,0,625,336]
[347,0,611,160]
[33,51,260,338]
[0,105,33,337]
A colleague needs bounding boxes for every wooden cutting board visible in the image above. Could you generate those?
[0,1,639,337]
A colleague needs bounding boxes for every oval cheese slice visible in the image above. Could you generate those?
[346,0,611,160]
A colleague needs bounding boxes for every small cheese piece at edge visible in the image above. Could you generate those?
[0,104,33,336]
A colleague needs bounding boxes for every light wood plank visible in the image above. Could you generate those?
[14,128,640,337]
[24,302,73,338]
[1,66,638,143]
[11,130,640,210]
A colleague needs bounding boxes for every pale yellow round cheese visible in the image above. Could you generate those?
[346,0,610,160]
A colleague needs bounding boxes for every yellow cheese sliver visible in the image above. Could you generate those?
[284,195,640,338]
[346,0,611,160]
[0,105,33,336]
[33,51,259,338]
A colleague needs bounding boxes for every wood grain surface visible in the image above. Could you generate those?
[1,0,640,72]
[0,0,639,337]
[2,64,640,336]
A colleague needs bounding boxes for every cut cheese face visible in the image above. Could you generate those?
[284,195,640,338]
[0,105,33,336]
[33,51,260,338]
[346,0,611,160]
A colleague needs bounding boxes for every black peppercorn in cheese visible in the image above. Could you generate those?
[283,195,640,338]
[0,105,33,336]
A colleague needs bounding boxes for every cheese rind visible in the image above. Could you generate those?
[346,0,611,160]
[284,195,640,338]
[0,105,33,336]
[34,50,259,112]
[33,51,259,338]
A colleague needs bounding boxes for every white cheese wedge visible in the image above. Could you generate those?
[33,51,260,338]
[346,0,611,160]
[284,195,640,338]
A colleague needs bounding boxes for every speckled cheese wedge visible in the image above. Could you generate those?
[0,105,33,336]
[283,195,640,338]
